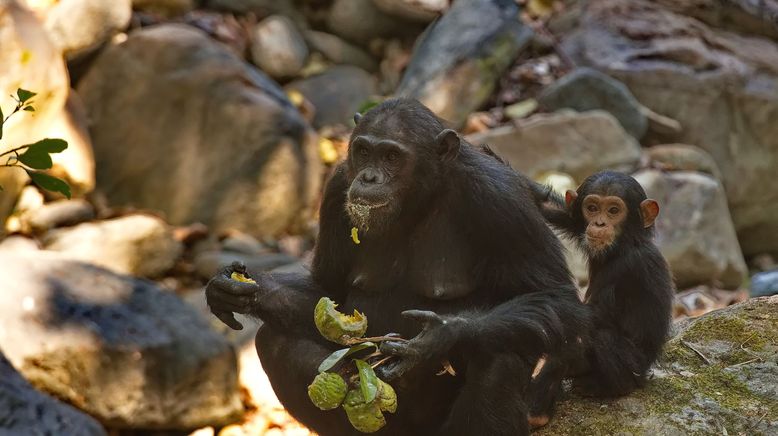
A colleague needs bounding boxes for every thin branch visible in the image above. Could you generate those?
[0,144,30,159]
[370,355,393,370]
[681,340,712,365]
[343,335,408,345]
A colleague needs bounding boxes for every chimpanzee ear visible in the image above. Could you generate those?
[564,190,578,209]
[435,129,460,161]
[640,199,660,228]
[353,112,363,124]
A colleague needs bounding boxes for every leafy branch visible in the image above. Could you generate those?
[0,88,71,198]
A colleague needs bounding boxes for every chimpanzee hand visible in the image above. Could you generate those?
[377,310,468,381]
[205,261,262,330]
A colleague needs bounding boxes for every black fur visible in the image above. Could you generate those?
[206,99,589,435]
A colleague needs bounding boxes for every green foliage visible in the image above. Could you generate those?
[318,342,377,373]
[355,359,379,403]
[0,88,71,198]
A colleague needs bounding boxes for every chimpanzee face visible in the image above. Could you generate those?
[580,194,628,254]
[345,134,417,233]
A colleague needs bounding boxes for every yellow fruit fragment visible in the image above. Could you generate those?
[376,379,397,414]
[351,227,361,244]
[308,372,348,410]
[314,297,368,344]
[319,138,339,164]
[343,389,386,433]
[230,271,256,284]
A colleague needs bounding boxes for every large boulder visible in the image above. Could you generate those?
[40,0,132,60]
[397,0,532,127]
[0,349,106,436]
[326,0,418,45]
[0,0,70,224]
[42,214,183,278]
[634,169,747,290]
[77,24,321,238]
[653,0,778,40]
[286,66,377,128]
[559,0,778,255]
[0,252,243,429]
[538,296,778,435]
[372,0,448,23]
[466,110,642,181]
[303,30,378,73]
[45,91,96,196]
[538,67,648,140]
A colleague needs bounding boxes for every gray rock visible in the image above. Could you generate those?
[0,349,106,436]
[538,296,778,435]
[0,253,243,429]
[25,199,95,233]
[202,0,293,15]
[132,0,195,17]
[194,250,297,280]
[634,169,747,290]
[653,0,778,40]
[559,0,778,255]
[77,24,321,238]
[642,144,722,179]
[43,0,132,60]
[303,30,378,72]
[249,15,308,79]
[751,269,778,298]
[221,231,268,255]
[539,67,648,140]
[372,0,448,22]
[286,66,377,128]
[326,0,417,45]
[466,110,642,181]
[42,214,183,278]
[396,0,532,127]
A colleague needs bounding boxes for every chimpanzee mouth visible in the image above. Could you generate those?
[346,199,391,232]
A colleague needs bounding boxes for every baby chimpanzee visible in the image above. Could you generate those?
[532,171,673,398]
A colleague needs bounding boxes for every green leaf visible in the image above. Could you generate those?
[355,359,379,403]
[318,342,377,373]
[26,170,71,199]
[17,147,52,170]
[16,88,36,103]
[23,106,35,112]
[27,138,67,154]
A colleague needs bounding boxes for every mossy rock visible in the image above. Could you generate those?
[537,296,778,435]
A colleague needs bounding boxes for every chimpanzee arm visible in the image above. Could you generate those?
[528,181,578,237]
[205,165,354,332]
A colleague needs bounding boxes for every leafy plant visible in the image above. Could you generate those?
[0,88,71,198]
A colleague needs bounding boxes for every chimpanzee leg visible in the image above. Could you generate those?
[255,325,358,435]
[439,353,532,436]
[526,355,565,428]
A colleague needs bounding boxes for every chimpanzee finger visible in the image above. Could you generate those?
[207,274,259,296]
[216,261,248,278]
[380,340,417,357]
[375,358,412,382]
[401,310,443,327]
[207,288,256,309]
[207,296,249,315]
[213,310,244,330]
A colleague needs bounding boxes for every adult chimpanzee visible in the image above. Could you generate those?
[529,171,673,401]
[205,98,588,436]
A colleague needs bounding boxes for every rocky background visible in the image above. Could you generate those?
[0,0,776,434]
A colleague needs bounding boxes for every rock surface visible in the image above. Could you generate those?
[372,0,447,22]
[42,214,182,278]
[326,0,416,45]
[249,15,308,80]
[0,253,243,429]
[132,0,194,17]
[397,0,531,127]
[634,169,747,290]
[24,198,95,233]
[642,144,721,179]
[0,349,106,436]
[466,110,642,181]
[77,24,321,238]
[751,270,778,298]
[0,0,70,224]
[539,67,648,140]
[42,0,132,60]
[286,66,377,128]
[538,296,778,435]
[559,0,778,255]
[303,30,378,73]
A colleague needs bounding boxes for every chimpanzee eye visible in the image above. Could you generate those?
[608,207,620,215]
[359,147,369,157]
[586,204,598,213]
[386,151,399,163]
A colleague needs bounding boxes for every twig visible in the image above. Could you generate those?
[738,333,764,363]
[0,144,30,159]
[370,355,393,370]
[681,340,712,365]
[727,358,760,368]
[343,335,408,345]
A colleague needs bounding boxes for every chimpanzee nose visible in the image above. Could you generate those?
[361,170,379,184]
[595,221,606,227]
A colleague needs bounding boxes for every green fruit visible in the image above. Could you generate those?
[307,372,348,410]
[376,379,397,413]
[343,389,386,433]
[314,297,368,344]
